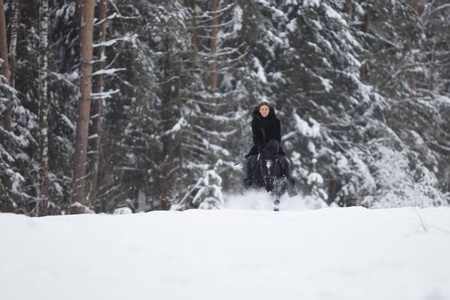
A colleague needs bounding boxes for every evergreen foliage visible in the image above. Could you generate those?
[1,0,449,214]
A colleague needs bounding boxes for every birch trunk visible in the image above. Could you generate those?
[360,5,370,83]
[38,0,50,216]
[410,0,419,90]
[71,0,95,214]
[210,0,218,118]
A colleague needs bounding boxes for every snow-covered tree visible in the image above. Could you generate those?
[1,0,449,214]
[173,161,225,210]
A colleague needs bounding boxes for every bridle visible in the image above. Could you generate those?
[261,157,279,186]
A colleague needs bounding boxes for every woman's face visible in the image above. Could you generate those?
[259,105,270,118]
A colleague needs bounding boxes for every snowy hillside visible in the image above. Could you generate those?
[1,203,450,300]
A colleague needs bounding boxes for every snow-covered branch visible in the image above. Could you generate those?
[93,34,138,48]
[90,89,120,99]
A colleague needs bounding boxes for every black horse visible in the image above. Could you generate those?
[251,140,291,211]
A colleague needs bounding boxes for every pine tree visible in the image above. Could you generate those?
[0,0,13,212]
[87,0,109,212]
[1,0,449,214]
[71,0,96,214]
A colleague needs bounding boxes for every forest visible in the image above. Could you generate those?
[0,0,449,216]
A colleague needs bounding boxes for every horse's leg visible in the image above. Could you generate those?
[264,179,280,211]
[272,179,280,211]
[273,197,280,211]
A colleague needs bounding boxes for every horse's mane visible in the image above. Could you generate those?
[260,140,279,157]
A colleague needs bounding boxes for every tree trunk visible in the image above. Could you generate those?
[208,0,219,165]
[410,0,419,90]
[76,0,84,31]
[176,55,183,199]
[71,0,95,214]
[346,0,352,26]
[210,0,218,118]
[0,0,11,132]
[360,4,370,83]
[289,67,296,99]
[186,0,199,205]
[160,38,175,210]
[88,0,108,212]
[0,0,12,211]
[9,0,20,90]
[38,0,50,216]
[429,37,436,90]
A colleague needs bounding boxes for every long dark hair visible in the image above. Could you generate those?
[252,101,276,118]
[253,101,274,112]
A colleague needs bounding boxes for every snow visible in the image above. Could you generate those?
[324,4,347,26]
[1,204,450,300]
[233,5,243,32]
[253,57,268,83]
[192,169,225,210]
[170,117,189,133]
[319,75,332,92]
[303,0,320,8]
[91,69,126,76]
[90,89,120,99]
[286,18,297,32]
[307,172,323,185]
[293,113,321,138]
[93,34,138,48]
[60,113,75,131]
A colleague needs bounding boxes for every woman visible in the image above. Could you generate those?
[243,102,296,196]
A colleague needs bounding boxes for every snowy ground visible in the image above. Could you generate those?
[1,194,450,300]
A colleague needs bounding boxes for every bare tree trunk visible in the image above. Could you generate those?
[289,67,296,99]
[76,0,84,31]
[210,0,218,118]
[360,4,370,83]
[346,0,352,26]
[88,0,108,212]
[0,0,12,210]
[186,0,198,206]
[412,0,419,16]
[0,0,11,132]
[38,0,50,216]
[71,0,96,214]
[176,55,184,199]
[429,0,441,91]
[429,37,436,90]
[160,39,175,210]
[208,0,219,166]
[10,0,20,90]
[410,0,419,90]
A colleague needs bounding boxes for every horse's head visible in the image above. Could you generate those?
[258,140,280,192]
[259,140,279,157]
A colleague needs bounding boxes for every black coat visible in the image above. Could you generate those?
[245,107,286,158]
